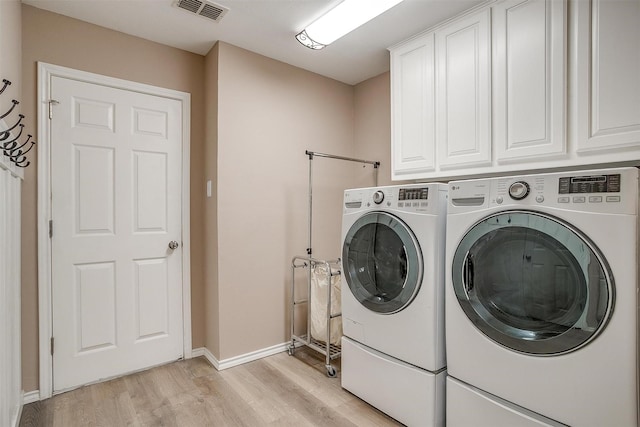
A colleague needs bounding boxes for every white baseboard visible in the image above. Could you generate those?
[23,390,40,404]
[191,342,291,371]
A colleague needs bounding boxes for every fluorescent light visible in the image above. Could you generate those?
[296,0,404,50]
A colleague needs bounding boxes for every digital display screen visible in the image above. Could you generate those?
[558,174,621,194]
[399,188,429,201]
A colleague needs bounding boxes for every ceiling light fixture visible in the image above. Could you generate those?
[296,0,404,50]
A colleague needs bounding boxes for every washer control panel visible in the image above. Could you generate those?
[344,184,444,214]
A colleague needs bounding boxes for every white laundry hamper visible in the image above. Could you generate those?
[310,264,342,345]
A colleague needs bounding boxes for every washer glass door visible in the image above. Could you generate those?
[343,212,423,314]
[452,211,614,355]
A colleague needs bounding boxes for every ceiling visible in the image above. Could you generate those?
[22,0,485,85]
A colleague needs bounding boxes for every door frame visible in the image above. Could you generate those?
[36,62,192,399]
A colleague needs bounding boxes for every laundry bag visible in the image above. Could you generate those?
[310,263,342,345]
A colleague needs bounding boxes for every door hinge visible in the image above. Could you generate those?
[48,99,60,120]
[49,220,53,238]
[50,337,54,355]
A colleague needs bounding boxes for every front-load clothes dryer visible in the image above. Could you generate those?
[341,183,447,427]
[445,168,639,427]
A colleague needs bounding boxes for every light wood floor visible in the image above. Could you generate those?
[20,347,402,426]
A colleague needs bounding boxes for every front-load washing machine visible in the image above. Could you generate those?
[341,183,447,427]
[445,167,639,427]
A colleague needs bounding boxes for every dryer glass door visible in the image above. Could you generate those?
[452,211,614,355]
[343,212,423,314]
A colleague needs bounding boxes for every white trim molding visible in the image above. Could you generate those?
[37,62,192,399]
[22,390,40,405]
[192,343,292,371]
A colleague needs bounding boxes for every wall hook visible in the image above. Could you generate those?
[10,155,30,168]
[0,100,19,120]
[6,134,33,158]
[1,124,24,151]
[0,77,34,168]
[0,79,11,96]
[0,114,24,141]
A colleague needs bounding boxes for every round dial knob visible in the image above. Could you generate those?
[372,190,385,204]
[509,181,530,200]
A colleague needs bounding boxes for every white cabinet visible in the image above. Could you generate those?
[389,0,640,181]
[436,9,492,169]
[492,0,566,162]
[389,9,490,180]
[575,0,640,153]
[390,33,436,179]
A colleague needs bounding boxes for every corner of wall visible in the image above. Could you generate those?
[203,42,220,360]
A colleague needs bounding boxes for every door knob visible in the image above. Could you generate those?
[168,240,179,250]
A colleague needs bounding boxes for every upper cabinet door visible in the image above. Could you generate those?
[436,9,492,169]
[390,33,436,180]
[576,0,640,152]
[493,0,567,162]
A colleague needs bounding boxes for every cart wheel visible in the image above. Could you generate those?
[287,345,295,356]
[326,365,337,378]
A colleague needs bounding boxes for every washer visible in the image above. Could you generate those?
[445,167,639,427]
[341,183,447,427]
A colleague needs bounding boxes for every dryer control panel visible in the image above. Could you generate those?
[490,170,635,215]
[449,167,638,216]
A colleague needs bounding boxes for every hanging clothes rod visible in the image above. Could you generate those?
[305,150,380,168]
[305,150,381,257]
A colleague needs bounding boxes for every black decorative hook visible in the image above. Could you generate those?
[1,124,24,150]
[0,100,19,119]
[0,79,11,96]
[11,155,30,168]
[0,114,24,141]
[0,77,33,168]
[6,134,33,158]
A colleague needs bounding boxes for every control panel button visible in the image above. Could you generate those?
[606,195,621,203]
[509,181,530,200]
[589,196,603,203]
[496,196,504,204]
[536,195,544,203]
[573,196,586,203]
[558,196,570,203]
[372,190,385,204]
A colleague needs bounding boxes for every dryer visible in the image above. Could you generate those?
[341,183,447,427]
[445,168,639,426]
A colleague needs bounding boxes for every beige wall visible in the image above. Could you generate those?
[21,5,206,392]
[213,42,359,359]
[0,0,22,109]
[353,71,402,188]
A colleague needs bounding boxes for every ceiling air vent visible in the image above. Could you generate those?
[174,0,229,23]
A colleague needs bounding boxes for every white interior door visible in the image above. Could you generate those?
[50,76,184,392]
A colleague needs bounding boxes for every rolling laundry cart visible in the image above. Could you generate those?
[289,256,342,377]
[287,150,380,377]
